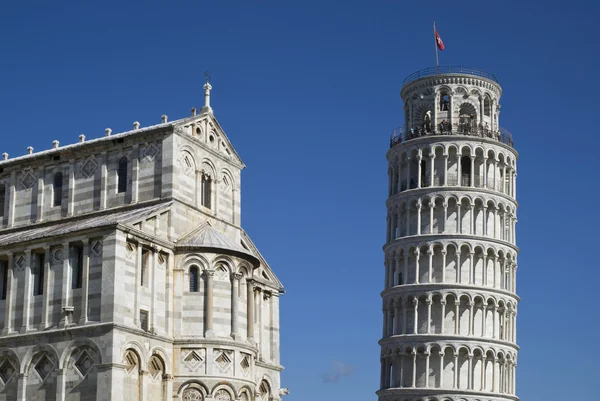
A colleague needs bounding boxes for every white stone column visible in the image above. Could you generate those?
[430,155,435,186]
[453,354,459,388]
[468,302,474,336]
[99,152,108,210]
[134,245,141,325]
[2,254,13,335]
[412,351,417,388]
[131,145,140,204]
[7,172,16,228]
[405,206,411,236]
[443,203,448,233]
[492,358,499,392]
[467,355,473,390]
[403,253,409,285]
[150,250,157,332]
[427,249,433,283]
[417,155,422,188]
[246,279,255,342]
[429,203,434,234]
[438,351,444,388]
[426,299,432,334]
[165,251,174,336]
[56,368,66,401]
[402,303,407,335]
[393,302,401,335]
[470,156,475,187]
[454,303,459,335]
[67,162,75,217]
[39,247,51,330]
[448,94,453,127]
[20,251,32,333]
[406,157,411,189]
[78,242,90,325]
[414,251,420,284]
[16,373,27,401]
[441,250,447,283]
[483,207,488,236]
[36,168,44,223]
[59,243,71,328]
[440,300,446,334]
[231,273,242,339]
[492,306,498,339]
[204,270,215,337]
[425,352,430,387]
[457,204,462,234]
[413,299,418,334]
[456,153,462,186]
[416,204,422,235]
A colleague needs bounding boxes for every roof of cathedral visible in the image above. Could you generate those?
[0,202,171,248]
[176,222,259,266]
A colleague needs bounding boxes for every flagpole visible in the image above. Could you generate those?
[434,22,439,69]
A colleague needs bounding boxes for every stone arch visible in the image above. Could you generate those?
[23,345,60,401]
[148,346,172,375]
[211,382,237,400]
[59,337,102,369]
[178,254,210,271]
[211,256,235,274]
[21,344,60,375]
[200,159,216,179]
[179,380,210,400]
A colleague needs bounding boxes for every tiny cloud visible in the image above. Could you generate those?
[323,361,355,383]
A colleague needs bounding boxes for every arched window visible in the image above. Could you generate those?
[53,172,63,206]
[117,157,128,193]
[201,174,212,209]
[189,266,199,292]
[484,97,491,116]
[439,92,450,111]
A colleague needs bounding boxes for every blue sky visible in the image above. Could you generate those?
[1,0,598,400]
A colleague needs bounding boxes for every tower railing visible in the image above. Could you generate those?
[390,125,514,149]
[402,66,499,85]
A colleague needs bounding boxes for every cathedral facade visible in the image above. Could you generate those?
[0,83,284,401]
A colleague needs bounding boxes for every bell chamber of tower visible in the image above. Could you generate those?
[379,66,519,401]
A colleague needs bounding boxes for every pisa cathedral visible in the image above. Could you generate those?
[0,82,285,400]
[380,67,519,401]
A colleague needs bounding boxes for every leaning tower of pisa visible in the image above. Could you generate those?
[379,66,519,401]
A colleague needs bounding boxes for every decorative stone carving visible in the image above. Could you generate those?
[143,143,160,162]
[20,171,36,190]
[183,388,203,401]
[126,242,135,260]
[14,254,26,271]
[182,349,204,372]
[51,246,63,265]
[179,152,195,176]
[81,158,98,178]
[214,389,231,401]
[91,240,103,257]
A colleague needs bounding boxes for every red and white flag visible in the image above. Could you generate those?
[435,29,445,51]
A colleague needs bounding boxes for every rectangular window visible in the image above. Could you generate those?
[140,249,150,287]
[0,261,7,300]
[140,310,149,331]
[71,245,83,289]
[201,175,212,209]
[33,253,45,296]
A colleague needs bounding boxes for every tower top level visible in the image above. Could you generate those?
[395,66,512,149]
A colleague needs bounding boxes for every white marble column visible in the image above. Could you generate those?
[20,251,32,333]
[39,247,51,330]
[231,273,242,339]
[246,279,255,342]
[131,145,140,204]
[59,243,71,328]
[78,242,90,325]
[67,161,75,217]
[36,167,44,223]
[204,270,215,337]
